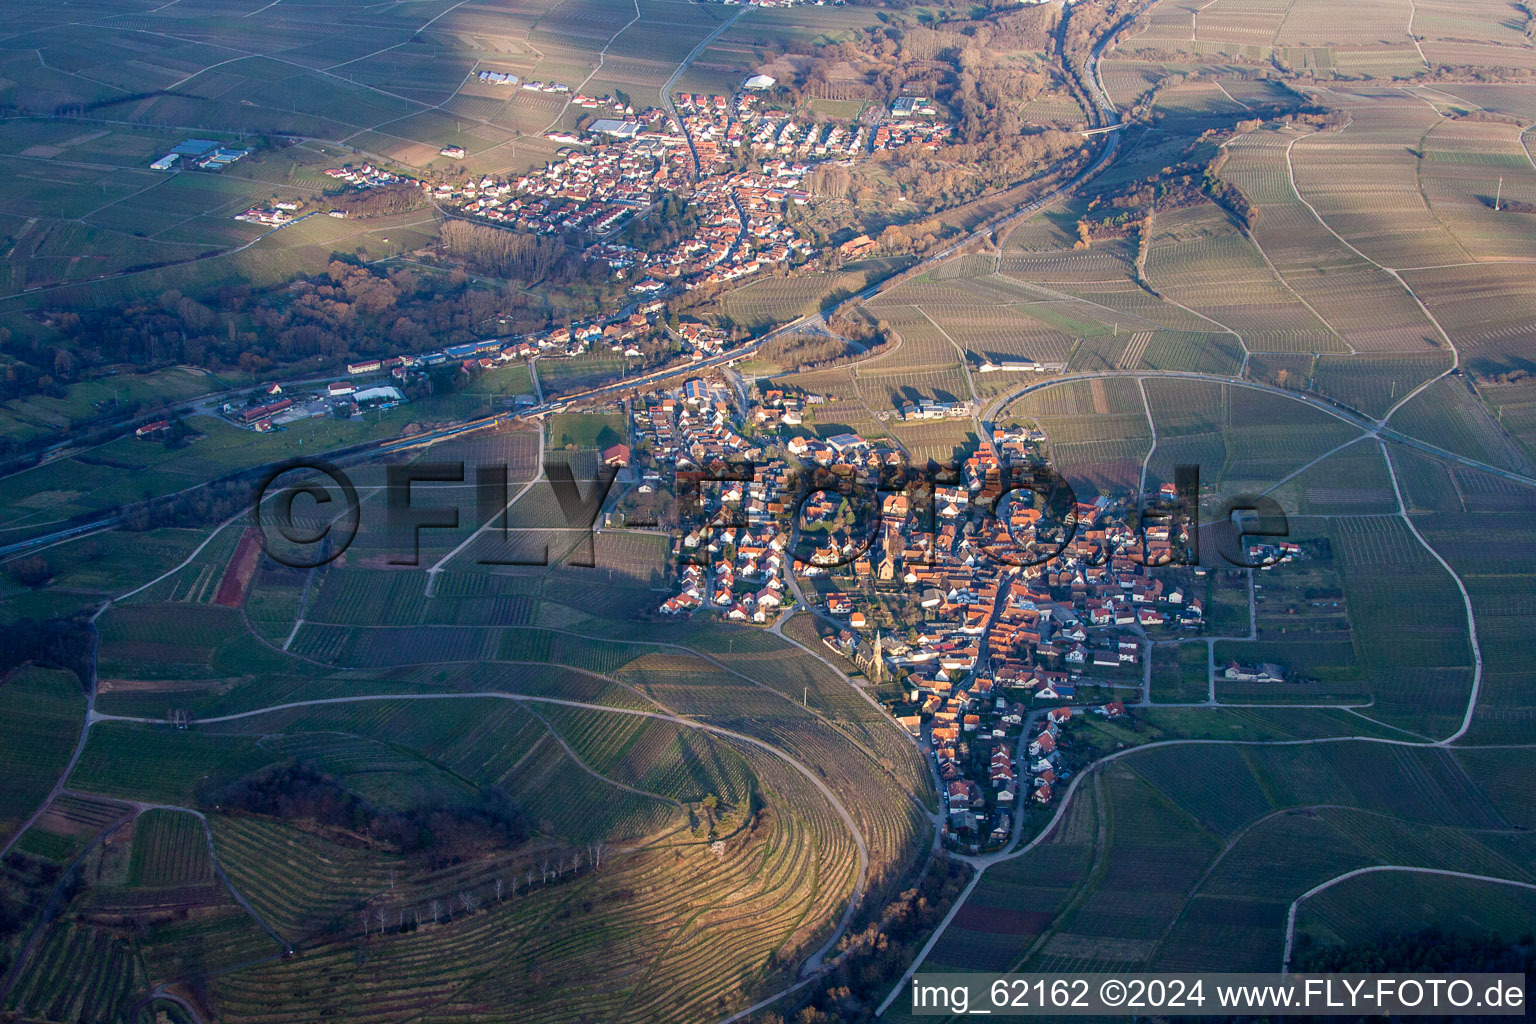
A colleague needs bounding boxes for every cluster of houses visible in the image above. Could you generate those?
[645,378,812,619]
[916,676,1029,845]
[666,523,791,620]
[748,388,823,429]
[235,200,306,227]
[928,692,1126,847]
[713,0,824,7]
[635,377,759,481]
[322,164,405,190]
[438,87,963,298]
[449,108,683,237]
[236,163,406,225]
[647,396,1215,709]
[440,101,821,294]
[675,91,952,170]
[614,376,1300,845]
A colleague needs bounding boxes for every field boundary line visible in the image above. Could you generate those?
[1150,800,1531,969]
[1280,126,1461,420]
[1137,376,1156,499]
[519,705,685,809]
[977,369,1536,489]
[913,306,983,434]
[1380,439,1483,744]
[324,0,479,72]
[1405,0,1430,67]
[263,613,925,803]
[1236,223,1353,354]
[425,427,544,592]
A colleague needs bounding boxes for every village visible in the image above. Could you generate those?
[616,370,1317,852]
[218,82,964,399]
[437,86,953,294]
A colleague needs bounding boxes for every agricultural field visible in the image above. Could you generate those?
[3,0,1536,1019]
[903,739,1533,986]
[549,411,625,450]
[717,257,907,334]
[1293,870,1536,955]
[1150,642,1211,704]
[0,667,85,846]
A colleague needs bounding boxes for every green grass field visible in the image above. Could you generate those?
[549,412,625,449]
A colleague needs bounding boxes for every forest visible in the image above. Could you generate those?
[212,760,531,867]
[5,237,615,404]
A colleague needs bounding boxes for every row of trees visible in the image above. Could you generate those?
[438,220,604,287]
[357,842,610,936]
[0,616,93,688]
[1295,926,1536,974]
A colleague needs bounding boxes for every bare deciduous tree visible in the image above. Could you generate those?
[493,878,504,902]
[428,899,441,924]
[459,890,481,914]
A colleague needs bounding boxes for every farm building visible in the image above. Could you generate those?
[743,75,776,90]
[172,139,219,157]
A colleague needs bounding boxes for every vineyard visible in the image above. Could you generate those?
[914,739,1534,981]
[6,0,1534,1020]
[0,667,84,845]
[1329,515,1475,735]
[1,921,144,1024]
[127,809,214,887]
